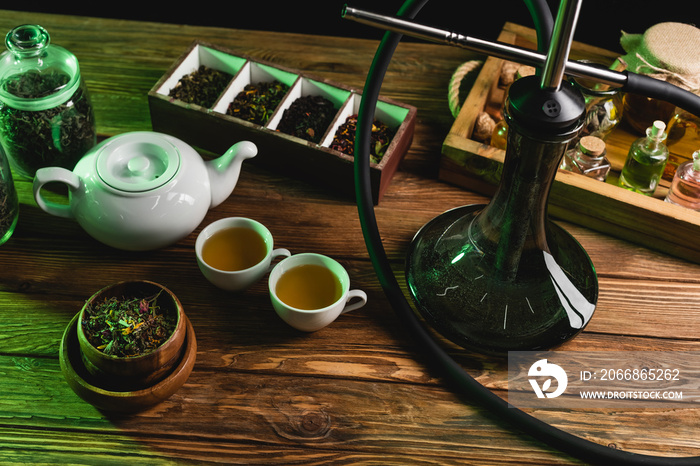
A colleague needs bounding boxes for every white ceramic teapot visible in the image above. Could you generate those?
[33,131,257,251]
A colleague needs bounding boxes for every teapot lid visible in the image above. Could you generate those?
[96,132,180,192]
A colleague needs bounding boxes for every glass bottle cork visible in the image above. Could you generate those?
[665,150,700,210]
[490,65,536,150]
[0,24,96,179]
[619,120,669,195]
[560,135,610,181]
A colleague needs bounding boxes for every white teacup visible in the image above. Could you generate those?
[269,253,368,332]
[196,217,290,291]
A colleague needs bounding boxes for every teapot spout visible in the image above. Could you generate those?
[206,140,257,208]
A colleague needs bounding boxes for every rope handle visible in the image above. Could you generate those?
[447,59,483,118]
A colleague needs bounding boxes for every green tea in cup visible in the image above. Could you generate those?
[196,217,290,292]
[201,226,267,271]
[275,263,343,309]
[269,253,367,332]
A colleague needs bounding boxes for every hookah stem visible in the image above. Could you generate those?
[493,139,551,282]
[495,0,581,281]
[539,0,581,91]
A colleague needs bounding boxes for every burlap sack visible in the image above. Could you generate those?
[619,22,700,91]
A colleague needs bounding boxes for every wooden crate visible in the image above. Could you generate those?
[148,41,417,204]
[440,23,700,264]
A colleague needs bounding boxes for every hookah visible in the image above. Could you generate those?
[344,0,700,464]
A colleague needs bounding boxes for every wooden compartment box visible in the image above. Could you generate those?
[148,41,417,204]
[440,23,700,264]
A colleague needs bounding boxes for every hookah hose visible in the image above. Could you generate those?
[352,1,700,465]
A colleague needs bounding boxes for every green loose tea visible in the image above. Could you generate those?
[276,95,336,143]
[330,113,395,164]
[82,292,176,358]
[0,69,96,178]
[227,80,289,126]
[0,179,18,243]
[169,65,232,108]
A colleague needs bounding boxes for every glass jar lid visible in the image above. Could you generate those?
[0,24,81,110]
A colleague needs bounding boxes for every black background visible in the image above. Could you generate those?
[4,1,699,54]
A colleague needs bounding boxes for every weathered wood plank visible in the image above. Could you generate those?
[2,355,700,463]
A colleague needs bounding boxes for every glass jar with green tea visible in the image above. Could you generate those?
[0,142,18,246]
[0,24,96,179]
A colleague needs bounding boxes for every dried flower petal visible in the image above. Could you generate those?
[330,114,395,163]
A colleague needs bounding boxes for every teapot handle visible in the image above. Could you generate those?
[33,167,81,219]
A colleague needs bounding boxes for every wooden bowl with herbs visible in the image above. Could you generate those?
[60,312,196,413]
[76,280,187,390]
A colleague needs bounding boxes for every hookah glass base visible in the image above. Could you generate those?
[406,75,598,355]
[406,205,598,354]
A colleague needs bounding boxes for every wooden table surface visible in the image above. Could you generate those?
[2,9,700,465]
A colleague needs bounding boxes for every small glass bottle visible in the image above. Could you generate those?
[665,150,700,210]
[0,143,18,246]
[570,59,625,148]
[622,93,676,137]
[618,120,669,195]
[560,135,610,181]
[667,107,700,149]
[0,24,96,179]
[580,88,623,141]
[490,119,508,149]
[665,106,700,180]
